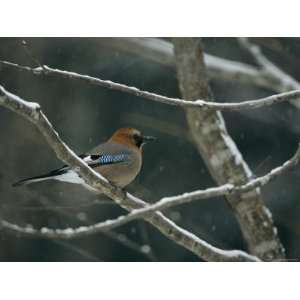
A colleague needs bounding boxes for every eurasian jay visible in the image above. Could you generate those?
[13,128,155,191]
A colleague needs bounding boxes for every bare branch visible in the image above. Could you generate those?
[95,38,300,108]
[0,84,258,262]
[1,60,300,110]
[111,144,300,223]
[2,142,299,243]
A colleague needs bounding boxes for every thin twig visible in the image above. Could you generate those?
[1,60,300,110]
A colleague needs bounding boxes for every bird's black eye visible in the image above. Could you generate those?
[133,133,143,147]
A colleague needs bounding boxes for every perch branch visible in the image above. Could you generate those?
[1,142,299,240]
[0,84,258,262]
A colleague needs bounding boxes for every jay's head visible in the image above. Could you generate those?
[109,128,156,149]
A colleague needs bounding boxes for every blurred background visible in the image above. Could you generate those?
[1,37,300,261]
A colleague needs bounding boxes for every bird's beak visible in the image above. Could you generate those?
[143,135,156,143]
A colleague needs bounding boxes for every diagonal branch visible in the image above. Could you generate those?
[1,142,299,240]
[1,60,300,110]
[0,84,258,262]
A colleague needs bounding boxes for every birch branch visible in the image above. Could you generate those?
[1,60,300,110]
[2,142,299,240]
[0,84,258,262]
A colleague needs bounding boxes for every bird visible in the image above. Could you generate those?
[12,128,156,192]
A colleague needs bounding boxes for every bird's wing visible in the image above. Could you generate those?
[82,153,131,168]
[86,142,133,167]
[52,152,131,174]
[49,142,133,176]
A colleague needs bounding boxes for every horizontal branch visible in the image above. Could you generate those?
[106,142,300,227]
[0,84,258,262]
[1,78,299,246]
[1,60,300,111]
[95,38,300,109]
[2,138,300,241]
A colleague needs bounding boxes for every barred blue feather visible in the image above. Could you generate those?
[98,153,130,165]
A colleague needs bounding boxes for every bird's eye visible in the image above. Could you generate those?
[132,133,143,147]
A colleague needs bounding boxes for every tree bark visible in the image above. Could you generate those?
[173,37,285,261]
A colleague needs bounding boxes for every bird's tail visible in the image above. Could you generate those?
[12,173,54,187]
[12,166,69,187]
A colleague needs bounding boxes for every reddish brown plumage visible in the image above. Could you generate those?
[108,128,142,149]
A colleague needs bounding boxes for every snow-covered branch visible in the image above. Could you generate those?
[2,141,299,242]
[172,37,285,261]
[0,84,258,262]
[1,60,300,110]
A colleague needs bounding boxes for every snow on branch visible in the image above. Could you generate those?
[2,141,299,243]
[0,84,258,262]
[172,37,285,261]
[1,60,300,111]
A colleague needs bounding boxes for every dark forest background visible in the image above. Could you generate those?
[1,38,300,261]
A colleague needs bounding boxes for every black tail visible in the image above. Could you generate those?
[12,174,53,187]
[12,167,68,187]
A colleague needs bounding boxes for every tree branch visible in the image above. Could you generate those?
[172,37,285,261]
[94,38,300,109]
[0,84,258,262]
[1,60,300,110]
[1,142,299,241]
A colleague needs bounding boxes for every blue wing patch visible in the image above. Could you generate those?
[98,153,130,165]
